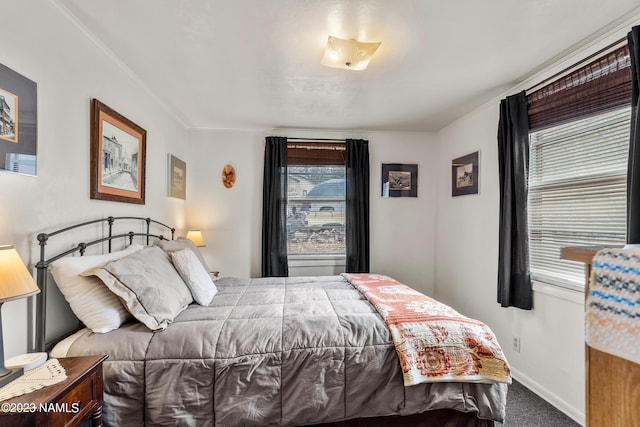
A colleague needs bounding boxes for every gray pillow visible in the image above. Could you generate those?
[155,237,209,271]
[87,246,193,330]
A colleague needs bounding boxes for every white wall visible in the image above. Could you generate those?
[0,1,187,357]
[185,129,264,278]
[369,132,438,296]
[186,129,439,295]
[435,104,586,424]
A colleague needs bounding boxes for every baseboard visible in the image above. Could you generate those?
[510,367,585,426]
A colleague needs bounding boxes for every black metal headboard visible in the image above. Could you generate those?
[35,216,175,352]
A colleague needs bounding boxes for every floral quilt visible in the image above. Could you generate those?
[343,273,511,386]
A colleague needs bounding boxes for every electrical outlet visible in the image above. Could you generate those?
[512,336,521,352]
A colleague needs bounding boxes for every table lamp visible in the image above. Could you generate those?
[0,245,40,388]
[186,230,206,247]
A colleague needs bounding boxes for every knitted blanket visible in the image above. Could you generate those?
[586,248,640,365]
[343,273,511,386]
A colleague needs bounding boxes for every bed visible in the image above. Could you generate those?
[35,217,509,427]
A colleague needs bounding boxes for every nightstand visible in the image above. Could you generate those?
[0,355,108,427]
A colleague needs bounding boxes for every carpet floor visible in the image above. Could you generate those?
[497,379,581,427]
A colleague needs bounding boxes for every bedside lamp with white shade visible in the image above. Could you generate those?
[186,230,206,247]
[0,245,40,387]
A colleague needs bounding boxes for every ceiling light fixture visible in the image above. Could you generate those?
[320,36,381,71]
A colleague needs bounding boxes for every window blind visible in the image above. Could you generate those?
[528,108,630,288]
[527,44,631,132]
[287,141,345,166]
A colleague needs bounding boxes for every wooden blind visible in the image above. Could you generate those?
[287,141,345,166]
[527,45,631,131]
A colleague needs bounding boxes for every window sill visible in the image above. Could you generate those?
[289,254,345,260]
[531,280,584,305]
[288,255,346,276]
[288,255,346,266]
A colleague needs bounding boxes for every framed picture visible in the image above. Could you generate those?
[452,151,479,197]
[0,63,37,176]
[169,154,186,199]
[381,163,418,197]
[90,99,146,204]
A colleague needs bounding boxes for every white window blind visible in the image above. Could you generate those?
[528,107,630,289]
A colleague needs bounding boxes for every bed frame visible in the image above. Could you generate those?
[34,216,175,352]
[33,216,496,427]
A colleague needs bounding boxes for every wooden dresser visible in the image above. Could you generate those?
[561,247,640,427]
[0,355,107,427]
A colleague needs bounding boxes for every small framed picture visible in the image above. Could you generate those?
[452,151,479,197]
[169,154,186,199]
[0,63,37,176]
[381,163,418,197]
[90,99,146,204]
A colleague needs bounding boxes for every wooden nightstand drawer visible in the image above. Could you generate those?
[0,355,107,427]
[47,367,100,426]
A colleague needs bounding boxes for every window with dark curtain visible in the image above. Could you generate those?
[525,42,632,290]
[264,138,369,274]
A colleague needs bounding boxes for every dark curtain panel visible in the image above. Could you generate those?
[261,136,288,277]
[345,139,370,273]
[497,91,533,310]
[628,26,640,244]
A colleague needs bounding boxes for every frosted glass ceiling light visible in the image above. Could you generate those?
[320,36,381,71]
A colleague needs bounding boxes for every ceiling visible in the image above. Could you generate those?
[54,0,640,132]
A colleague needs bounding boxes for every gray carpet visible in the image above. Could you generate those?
[497,379,581,427]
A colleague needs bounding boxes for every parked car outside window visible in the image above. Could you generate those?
[302,178,345,212]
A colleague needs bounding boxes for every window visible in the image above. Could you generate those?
[286,141,346,256]
[526,43,631,290]
[528,108,630,288]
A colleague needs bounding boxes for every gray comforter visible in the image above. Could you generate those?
[64,276,507,426]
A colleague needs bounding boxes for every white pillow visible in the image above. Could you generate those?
[171,248,218,305]
[49,244,143,333]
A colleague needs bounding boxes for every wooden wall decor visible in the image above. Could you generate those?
[222,164,236,189]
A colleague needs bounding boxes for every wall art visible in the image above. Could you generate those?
[90,99,146,204]
[381,163,417,197]
[452,151,479,197]
[169,154,186,199]
[0,63,37,176]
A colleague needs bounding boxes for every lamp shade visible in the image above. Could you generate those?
[186,230,206,247]
[0,246,40,303]
[320,36,381,71]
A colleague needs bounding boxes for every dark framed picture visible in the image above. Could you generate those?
[381,163,418,197]
[452,151,479,197]
[0,63,37,176]
[169,154,186,199]
[90,99,146,204]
